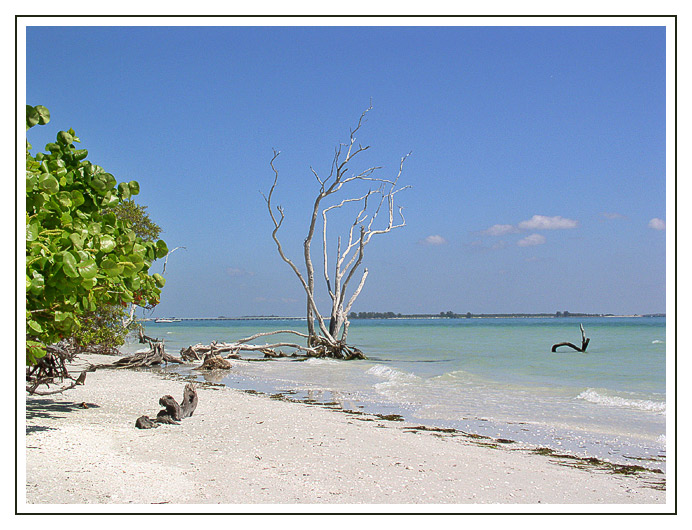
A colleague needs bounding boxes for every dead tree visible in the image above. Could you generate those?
[247,105,409,359]
[552,323,590,352]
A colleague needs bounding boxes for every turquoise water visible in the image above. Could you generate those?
[132,317,667,470]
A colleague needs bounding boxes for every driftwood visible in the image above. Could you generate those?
[26,343,95,395]
[156,395,182,424]
[180,341,241,362]
[180,383,198,418]
[197,355,232,370]
[552,324,590,352]
[180,328,366,362]
[136,384,197,429]
[109,331,184,368]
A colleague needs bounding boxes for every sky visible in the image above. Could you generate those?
[24,21,669,317]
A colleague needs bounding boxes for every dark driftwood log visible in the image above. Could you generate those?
[552,324,590,352]
[135,386,198,428]
[180,383,198,418]
[135,415,159,429]
[155,395,182,424]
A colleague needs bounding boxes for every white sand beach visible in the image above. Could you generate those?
[22,354,666,511]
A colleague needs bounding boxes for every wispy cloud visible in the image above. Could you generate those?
[419,234,448,246]
[517,215,578,230]
[482,224,519,236]
[517,234,546,247]
[226,267,255,277]
[648,218,666,230]
[481,215,578,240]
[601,212,625,220]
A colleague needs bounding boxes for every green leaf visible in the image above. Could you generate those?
[35,105,50,125]
[26,174,39,191]
[71,190,85,207]
[29,274,45,295]
[26,223,39,242]
[61,251,80,278]
[38,174,59,195]
[26,105,39,129]
[89,175,108,193]
[153,273,166,288]
[69,233,84,249]
[56,191,72,209]
[102,173,116,189]
[102,258,124,276]
[128,180,140,195]
[87,222,101,236]
[81,277,97,289]
[77,259,98,279]
[57,131,73,145]
[99,235,116,253]
[155,239,169,259]
[117,182,131,199]
[28,320,43,334]
[100,192,119,208]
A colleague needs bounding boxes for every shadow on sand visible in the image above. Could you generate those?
[25,398,100,434]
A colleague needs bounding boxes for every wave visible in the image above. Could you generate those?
[304,358,340,366]
[651,340,664,344]
[367,364,419,382]
[577,388,666,414]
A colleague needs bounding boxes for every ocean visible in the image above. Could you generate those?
[128,316,667,471]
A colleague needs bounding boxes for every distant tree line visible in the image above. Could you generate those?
[348,311,613,319]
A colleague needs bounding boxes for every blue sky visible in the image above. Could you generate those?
[25,23,668,317]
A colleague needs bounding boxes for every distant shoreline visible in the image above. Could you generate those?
[144,313,665,322]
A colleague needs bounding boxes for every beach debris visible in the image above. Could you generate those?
[197,355,232,370]
[26,342,96,395]
[135,384,198,429]
[108,330,184,368]
[551,324,590,352]
[181,341,241,362]
[156,395,182,424]
[135,415,159,429]
[180,383,198,418]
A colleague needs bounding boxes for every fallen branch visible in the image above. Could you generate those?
[109,341,184,368]
[552,324,590,352]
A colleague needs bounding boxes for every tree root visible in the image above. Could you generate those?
[26,343,95,395]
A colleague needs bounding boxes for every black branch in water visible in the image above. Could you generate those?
[552,324,590,352]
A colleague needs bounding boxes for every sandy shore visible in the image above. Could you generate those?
[22,354,667,511]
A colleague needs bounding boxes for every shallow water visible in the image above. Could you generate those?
[132,316,667,471]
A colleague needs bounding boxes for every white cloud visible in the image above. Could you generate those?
[648,218,665,230]
[482,224,519,236]
[517,215,578,230]
[419,235,447,245]
[517,234,546,247]
[226,267,254,277]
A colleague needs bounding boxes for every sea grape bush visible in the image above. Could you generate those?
[26,105,168,364]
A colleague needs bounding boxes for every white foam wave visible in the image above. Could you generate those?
[652,340,664,344]
[304,358,339,366]
[577,388,666,414]
[367,364,418,382]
